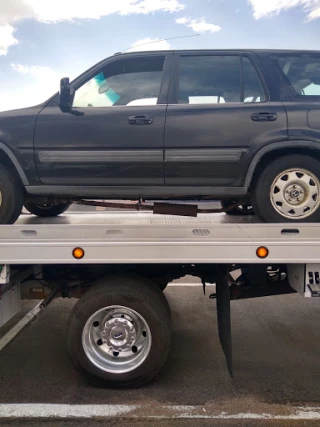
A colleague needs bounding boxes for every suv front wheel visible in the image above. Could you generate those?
[24,201,71,217]
[252,154,320,222]
[0,164,24,224]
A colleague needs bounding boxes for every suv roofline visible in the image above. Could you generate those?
[114,48,320,56]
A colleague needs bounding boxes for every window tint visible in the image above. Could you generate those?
[73,56,165,108]
[179,56,240,104]
[243,57,266,102]
[178,55,265,104]
[274,54,320,96]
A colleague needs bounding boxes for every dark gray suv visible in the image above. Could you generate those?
[1,49,320,224]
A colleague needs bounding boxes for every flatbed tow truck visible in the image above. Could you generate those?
[0,211,319,388]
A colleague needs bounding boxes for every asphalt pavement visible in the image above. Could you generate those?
[1,282,320,425]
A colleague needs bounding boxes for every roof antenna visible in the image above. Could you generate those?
[119,34,200,54]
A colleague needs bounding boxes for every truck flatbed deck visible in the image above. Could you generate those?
[0,212,317,264]
[1,212,319,387]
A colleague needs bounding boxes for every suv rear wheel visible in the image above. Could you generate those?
[252,154,320,222]
[0,164,23,224]
[24,201,71,217]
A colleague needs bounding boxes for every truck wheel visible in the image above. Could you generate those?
[221,200,254,216]
[24,201,71,217]
[0,164,23,224]
[67,275,172,388]
[252,155,320,222]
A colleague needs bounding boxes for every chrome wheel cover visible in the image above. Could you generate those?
[82,305,152,374]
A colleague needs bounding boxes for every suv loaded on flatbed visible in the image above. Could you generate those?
[1,49,320,224]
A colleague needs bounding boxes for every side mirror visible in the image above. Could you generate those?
[59,77,84,116]
[59,77,71,110]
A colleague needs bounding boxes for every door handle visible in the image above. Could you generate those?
[251,112,278,122]
[128,115,153,125]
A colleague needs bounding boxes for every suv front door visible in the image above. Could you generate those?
[34,54,171,186]
[164,52,288,190]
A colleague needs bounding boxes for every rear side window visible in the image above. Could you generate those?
[273,54,320,96]
[242,57,266,103]
[178,55,266,104]
[73,56,165,108]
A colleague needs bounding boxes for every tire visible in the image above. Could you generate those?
[24,201,71,217]
[0,164,24,224]
[252,154,320,222]
[67,275,172,388]
[221,200,254,216]
[157,282,168,291]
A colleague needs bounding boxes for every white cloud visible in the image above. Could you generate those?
[0,0,184,54]
[309,5,320,18]
[249,0,320,21]
[10,63,53,76]
[129,37,171,51]
[29,0,185,21]
[0,25,18,56]
[0,63,61,111]
[176,16,221,33]
[1,0,184,23]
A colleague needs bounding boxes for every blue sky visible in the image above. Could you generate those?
[0,0,320,111]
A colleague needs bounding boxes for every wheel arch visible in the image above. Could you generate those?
[0,142,29,185]
[245,141,320,190]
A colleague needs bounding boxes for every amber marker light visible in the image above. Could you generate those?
[256,246,269,259]
[73,247,85,259]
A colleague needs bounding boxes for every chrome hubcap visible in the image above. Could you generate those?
[270,168,320,219]
[82,305,151,374]
[102,317,137,352]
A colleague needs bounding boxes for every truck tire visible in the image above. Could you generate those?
[0,164,23,224]
[24,201,71,217]
[252,154,320,222]
[67,275,172,388]
[221,200,254,216]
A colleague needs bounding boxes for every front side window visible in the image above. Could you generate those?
[73,56,165,108]
[178,55,265,104]
[273,54,320,96]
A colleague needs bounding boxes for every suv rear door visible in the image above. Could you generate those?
[263,52,320,143]
[164,51,288,189]
[34,53,171,186]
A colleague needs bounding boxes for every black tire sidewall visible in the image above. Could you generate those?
[0,166,23,224]
[24,202,70,217]
[67,278,171,388]
[221,200,254,216]
[252,155,320,222]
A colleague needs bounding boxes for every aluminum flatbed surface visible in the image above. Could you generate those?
[0,212,319,264]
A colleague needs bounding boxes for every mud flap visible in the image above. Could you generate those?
[216,266,233,377]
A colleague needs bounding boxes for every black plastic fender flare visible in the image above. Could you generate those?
[0,141,29,185]
[244,140,320,189]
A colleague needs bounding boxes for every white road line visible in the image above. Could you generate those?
[1,404,320,420]
[0,302,42,352]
